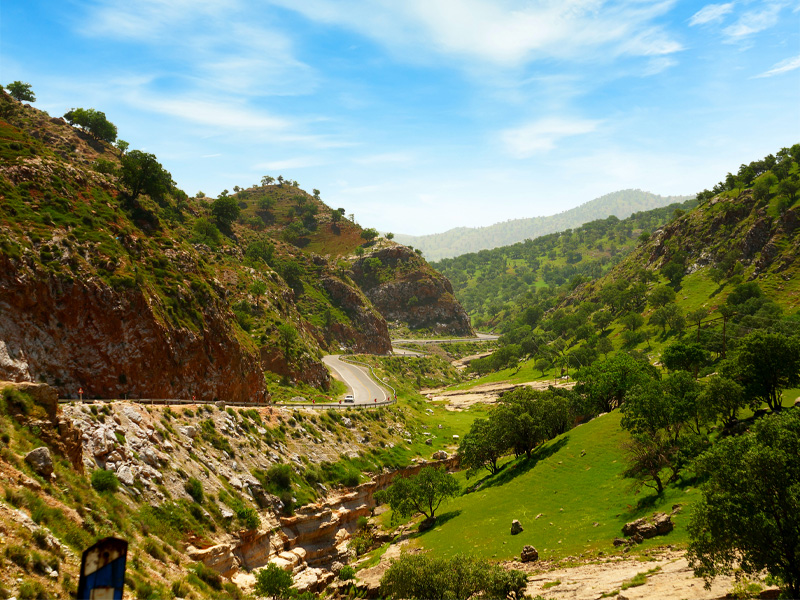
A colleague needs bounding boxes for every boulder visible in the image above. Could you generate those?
[432,450,448,460]
[511,520,523,535]
[179,425,197,439]
[25,447,53,478]
[116,465,135,486]
[622,513,672,540]
[520,545,538,563]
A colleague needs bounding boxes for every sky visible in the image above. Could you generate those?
[1,1,799,235]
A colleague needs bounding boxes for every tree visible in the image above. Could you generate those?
[5,81,35,102]
[697,375,746,428]
[374,466,459,527]
[458,418,507,475]
[386,232,395,240]
[360,228,379,242]
[620,312,644,332]
[661,342,708,377]
[245,240,274,265]
[119,150,174,203]
[592,310,614,333]
[596,336,613,359]
[254,563,293,600]
[64,107,117,142]
[573,352,656,416]
[211,196,240,230]
[261,175,275,186]
[688,410,800,598]
[115,139,129,155]
[250,280,267,307]
[648,284,676,308]
[191,217,221,247]
[622,432,676,495]
[725,331,800,412]
[277,323,298,360]
[312,188,320,199]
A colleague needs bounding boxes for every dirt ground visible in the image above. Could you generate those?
[424,379,575,411]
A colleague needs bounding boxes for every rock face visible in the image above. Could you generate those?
[511,519,524,535]
[0,256,265,402]
[349,246,473,336]
[520,545,538,563]
[25,447,53,478]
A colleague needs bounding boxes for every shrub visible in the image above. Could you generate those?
[184,478,204,504]
[254,563,293,599]
[190,562,222,590]
[17,580,48,600]
[5,544,30,568]
[339,565,356,581]
[143,538,165,562]
[91,469,119,493]
[236,506,260,530]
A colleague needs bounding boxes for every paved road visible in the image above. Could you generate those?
[391,332,499,345]
[322,355,390,406]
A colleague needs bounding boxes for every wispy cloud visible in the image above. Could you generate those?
[353,152,414,165]
[723,2,784,39]
[253,157,328,170]
[754,54,800,78]
[266,0,683,67]
[689,3,734,26]
[500,117,601,158]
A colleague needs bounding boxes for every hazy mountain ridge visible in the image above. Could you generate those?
[395,189,693,260]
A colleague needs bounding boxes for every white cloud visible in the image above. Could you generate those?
[723,2,784,39]
[643,56,678,76]
[754,54,800,78]
[689,3,734,26]
[266,0,683,67]
[500,117,600,158]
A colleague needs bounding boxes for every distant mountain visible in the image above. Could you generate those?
[395,189,693,261]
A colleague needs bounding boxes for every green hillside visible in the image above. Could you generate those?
[396,190,692,261]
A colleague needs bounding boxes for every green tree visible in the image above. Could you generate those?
[592,310,614,333]
[661,342,708,377]
[697,375,746,428]
[648,284,676,308]
[725,331,800,412]
[360,227,379,242]
[573,352,656,416]
[5,81,35,102]
[386,232,395,240]
[277,323,298,360]
[620,312,645,332]
[119,150,174,203]
[688,410,800,598]
[64,107,117,142]
[374,466,459,526]
[458,418,507,476]
[115,139,129,155]
[261,175,275,186]
[622,431,676,495]
[211,196,240,230]
[254,563,293,600]
[245,240,274,265]
[191,217,221,247]
[596,336,613,359]
[250,280,267,307]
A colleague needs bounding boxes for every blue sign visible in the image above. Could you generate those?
[77,537,128,600]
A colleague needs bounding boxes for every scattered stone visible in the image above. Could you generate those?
[511,520,523,535]
[520,545,539,563]
[116,465,135,486]
[25,447,53,478]
[425,438,432,445]
[622,513,673,540]
[432,450,448,460]
[179,425,197,439]
[535,513,543,519]
[613,538,628,547]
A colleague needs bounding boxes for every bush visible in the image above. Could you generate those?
[91,469,119,493]
[17,580,48,600]
[338,565,356,581]
[255,563,293,599]
[190,562,223,590]
[267,463,293,491]
[236,506,260,530]
[184,477,204,504]
[5,544,30,568]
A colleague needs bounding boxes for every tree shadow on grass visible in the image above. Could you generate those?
[464,437,570,493]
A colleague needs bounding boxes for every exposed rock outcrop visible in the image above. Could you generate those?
[0,256,265,402]
[349,246,473,336]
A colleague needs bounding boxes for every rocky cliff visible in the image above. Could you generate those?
[350,245,474,336]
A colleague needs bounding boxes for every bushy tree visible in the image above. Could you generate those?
[360,227,379,242]
[573,352,656,416]
[5,81,35,102]
[211,196,240,230]
[374,466,459,526]
[697,375,746,428]
[688,410,800,597]
[119,150,174,203]
[64,107,117,142]
[191,217,221,247]
[255,563,293,600]
[661,341,708,376]
[724,331,800,412]
[458,418,507,476]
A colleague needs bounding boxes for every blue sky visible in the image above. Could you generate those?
[2,1,799,235]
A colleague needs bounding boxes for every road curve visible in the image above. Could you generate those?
[322,355,390,406]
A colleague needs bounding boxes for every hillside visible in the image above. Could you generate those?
[433,197,697,330]
[395,190,692,261]
[0,90,470,401]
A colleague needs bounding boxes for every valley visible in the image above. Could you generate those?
[0,83,799,600]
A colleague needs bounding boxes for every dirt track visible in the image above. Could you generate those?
[424,379,575,411]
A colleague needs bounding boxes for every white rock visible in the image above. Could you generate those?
[124,407,143,424]
[117,465,135,486]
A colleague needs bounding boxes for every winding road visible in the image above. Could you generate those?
[322,355,391,406]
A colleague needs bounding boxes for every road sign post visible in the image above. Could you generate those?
[76,537,127,600]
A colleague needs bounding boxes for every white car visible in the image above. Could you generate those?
[344,395,355,403]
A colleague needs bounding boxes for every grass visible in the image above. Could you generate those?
[409,410,700,562]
